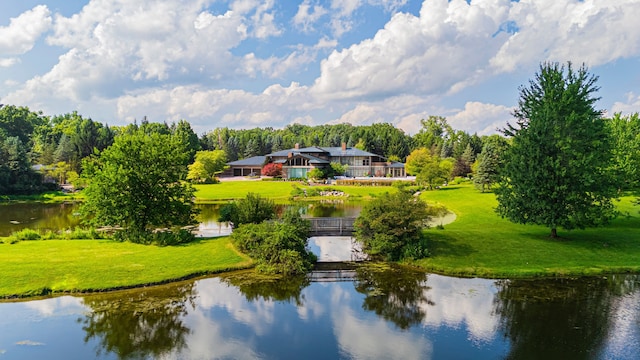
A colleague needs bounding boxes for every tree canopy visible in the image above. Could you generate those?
[354,190,431,261]
[495,62,618,238]
[81,129,197,239]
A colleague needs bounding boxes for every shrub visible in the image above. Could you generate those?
[307,168,325,180]
[231,209,315,275]
[9,228,41,241]
[354,190,431,261]
[261,163,283,177]
[218,193,276,227]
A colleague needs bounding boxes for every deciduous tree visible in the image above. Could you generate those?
[354,190,431,261]
[495,62,617,238]
[81,130,196,237]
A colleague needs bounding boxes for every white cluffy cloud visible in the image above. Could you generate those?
[0,5,52,67]
[2,0,640,135]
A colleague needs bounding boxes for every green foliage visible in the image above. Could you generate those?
[355,190,431,261]
[231,209,315,275]
[9,228,42,241]
[607,112,640,190]
[307,168,326,180]
[218,192,276,227]
[329,162,348,176]
[187,150,227,183]
[407,148,452,189]
[0,135,45,195]
[473,135,509,192]
[496,62,618,238]
[81,129,197,240]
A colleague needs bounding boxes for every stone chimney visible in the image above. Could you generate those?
[341,142,347,151]
[294,143,299,150]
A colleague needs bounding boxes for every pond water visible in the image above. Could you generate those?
[0,201,453,237]
[1,269,639,359]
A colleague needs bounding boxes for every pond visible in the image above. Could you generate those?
[1,269,639,359]
[0,201,453,237]
[0,202,360,237]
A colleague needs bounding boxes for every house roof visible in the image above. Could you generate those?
[268,146,326,157]
[321,147,380,158]
[268,146,381,159]
[227,155,265,167]
[297,153,330,164]
[388,161,405,168]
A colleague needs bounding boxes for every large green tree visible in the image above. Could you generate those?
[81,130,196,236]
[495,62,617,238]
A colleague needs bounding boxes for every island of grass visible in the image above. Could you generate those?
[1,181,639,298]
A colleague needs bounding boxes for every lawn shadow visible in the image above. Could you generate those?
[427,231,476,258]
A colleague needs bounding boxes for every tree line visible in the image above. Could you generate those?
[1,93,639,197]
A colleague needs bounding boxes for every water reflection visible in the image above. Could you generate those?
[354,264,433,330]
[2,271,640,359]
[0,202,81,236]
[494,275,640,360]
[79,283,196,359]
[220,271,310,305]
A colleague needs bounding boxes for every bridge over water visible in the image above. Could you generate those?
[308,217,356,236]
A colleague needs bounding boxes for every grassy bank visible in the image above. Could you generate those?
[0,237,252,298]
[415,183,640,278]
[194,180,396,202]
[0,190,82,203]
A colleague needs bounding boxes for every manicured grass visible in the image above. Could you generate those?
[0,237,252,298]
[195,181,296,202]
[415,183,640,278]
[194,181,396,202]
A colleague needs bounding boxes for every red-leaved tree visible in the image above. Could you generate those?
[261,163,283,177]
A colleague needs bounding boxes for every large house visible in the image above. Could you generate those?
[226,143,405,179]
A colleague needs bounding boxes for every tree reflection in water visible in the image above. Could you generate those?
[79,282,196,359]
[354,264,434,330]
[220,271,310,305]
[494,274,640,360]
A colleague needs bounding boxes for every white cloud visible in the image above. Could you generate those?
[0,58,19,67]
[423,275,500,343]
[293,0,329,32]
[491,0,640,73]
[448,101,512,135]
[312,0,508,101]
[231,0,281,39]
[0,5,52,56]
[115,82,316,133]
[611,92,640,115]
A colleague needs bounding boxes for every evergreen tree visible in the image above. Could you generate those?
[495,62,617,238]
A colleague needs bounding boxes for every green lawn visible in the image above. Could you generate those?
[194,180,396,202]
[3,181,639,298]
[415,183,640,278]
[0,237,252,298]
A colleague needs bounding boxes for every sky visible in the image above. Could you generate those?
[1,0,639,136]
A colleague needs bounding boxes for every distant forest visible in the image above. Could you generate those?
[1,104,638,195]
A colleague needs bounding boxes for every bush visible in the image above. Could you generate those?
[9,228,41,241]
[261,163,283,177]
[354,190,431,261]
[218,193,276,227]
[231,210,315,275]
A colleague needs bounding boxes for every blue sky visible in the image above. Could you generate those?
[1,0,639,135]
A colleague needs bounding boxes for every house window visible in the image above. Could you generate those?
[362,159,370,166]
